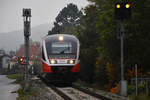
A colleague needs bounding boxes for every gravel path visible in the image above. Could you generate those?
[0,75,20,100]
[27,79,64,100]
[57,87,100,100]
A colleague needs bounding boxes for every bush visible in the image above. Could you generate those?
[128,85,136,95]
[138,83,145,93]
[128,83,146,95]
[129,93,150,100]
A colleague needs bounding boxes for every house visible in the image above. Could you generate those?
[16,42,41,64]
[0,55,11,74]
[0,50,5,56]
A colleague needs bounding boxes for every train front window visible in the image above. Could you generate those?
[51,42,72,54]
[46,41,77,59]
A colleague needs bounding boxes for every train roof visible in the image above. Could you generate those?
[43,34,79,42]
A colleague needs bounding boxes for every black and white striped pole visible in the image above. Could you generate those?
[22,8,31,91]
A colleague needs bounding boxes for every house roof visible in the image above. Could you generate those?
[16,43,41,60]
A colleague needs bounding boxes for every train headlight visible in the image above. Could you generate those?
[58,36,64,41]
[50,59,56,64]
[69,60,74,64]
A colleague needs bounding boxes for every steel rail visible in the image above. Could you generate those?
[40,77,72,100]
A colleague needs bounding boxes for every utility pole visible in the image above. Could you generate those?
[22,8,31,91]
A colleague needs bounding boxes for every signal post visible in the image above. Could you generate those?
[115,2,131,96]
[22,8,31,91]
[18,57,25,80]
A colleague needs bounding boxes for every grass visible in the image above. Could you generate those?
[7,74,22,84]
[16,80,48,100]
[7,74,20,79]
[16,87,39,100]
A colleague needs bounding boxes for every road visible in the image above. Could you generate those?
[0,75,20,100]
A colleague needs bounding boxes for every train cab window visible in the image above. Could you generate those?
[51,42,72,54]
[45,35,78,59]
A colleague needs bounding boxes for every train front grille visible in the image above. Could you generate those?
[51,66,73,73]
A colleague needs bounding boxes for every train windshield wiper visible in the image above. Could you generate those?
[59,47,70,54]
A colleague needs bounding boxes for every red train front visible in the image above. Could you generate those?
[41,34,80,83]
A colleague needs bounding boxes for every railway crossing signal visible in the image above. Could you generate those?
[115,2,131,20]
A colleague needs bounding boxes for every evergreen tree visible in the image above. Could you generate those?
[78,5,99,83]
[48,3,83,35]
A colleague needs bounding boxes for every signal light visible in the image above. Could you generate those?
[125,3,130,8]
[20,58,24,62]
[116,4,121,8]
[23,9,31,17]
[18,57,26,65]
[115,2,131,20]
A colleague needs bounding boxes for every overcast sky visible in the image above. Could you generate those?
[0,0,89,33]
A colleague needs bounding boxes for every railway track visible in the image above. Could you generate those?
[40,76,112,100]
[40,76,72,100]
[72,84,112,100]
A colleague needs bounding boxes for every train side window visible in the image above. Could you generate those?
[42,47,46,61]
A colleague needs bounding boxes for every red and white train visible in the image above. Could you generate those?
[41,34,80,83]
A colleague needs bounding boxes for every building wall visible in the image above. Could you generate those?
[2,56,10,69]
[10,61,16,69]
